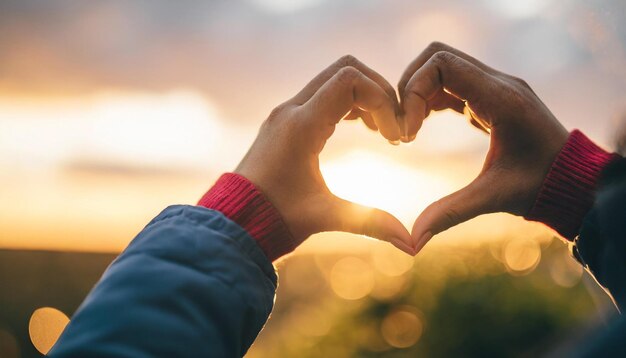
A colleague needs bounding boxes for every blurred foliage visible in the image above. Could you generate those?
[247,236,602,357]
[0,235,613,357]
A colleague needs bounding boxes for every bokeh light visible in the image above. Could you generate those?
[549,250,584,288]
[249,0,327,13]
[329,256,375,300]
[380,306,423,349]
[371,243,415,277]
[371,273,408,300]
[29,307,70,355]
[503,238,541,274]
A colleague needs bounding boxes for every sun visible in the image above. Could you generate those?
[320,150,453,227]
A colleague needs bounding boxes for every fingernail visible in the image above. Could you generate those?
[413,231,433,254]
[409,134,416,141]
[388,139,401,146]
[401,116,410,139]
[400,135,410,143]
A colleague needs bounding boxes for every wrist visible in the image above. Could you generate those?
[524,130,621,240]
[198,173,298,261]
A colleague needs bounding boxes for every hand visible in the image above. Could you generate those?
[398,42,569,253]
[235,55,414,254]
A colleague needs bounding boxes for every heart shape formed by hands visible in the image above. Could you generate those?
[236,42,569,257]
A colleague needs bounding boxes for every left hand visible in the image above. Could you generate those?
[235,55,415,254]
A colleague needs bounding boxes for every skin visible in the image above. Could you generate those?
[235,43,570,257]
[398,42,569,253]
[235,55,415,255]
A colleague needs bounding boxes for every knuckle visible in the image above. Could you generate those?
[405,88,426,104]
[382,83,397,101]
[265,102,290,125]
[426,41,449,53]
[442,207,461,228]
[431,50,455,65]
[337,54,359,68]
[432,198,461,229]
[508,75,531,90]
[336,66,361,85]
[268,102,287,118]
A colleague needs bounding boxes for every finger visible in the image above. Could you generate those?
[401,82,468,140]
[332,198,415,256]
[464,105,492,134]
[401,90,426,139]
[470,118,490,134]
[291,55,398,108]
[401,91,467,141]
[410,176,496,254]
[359,110,379,131]
[398,42,501,100]
[398,114,416,142]
[303,66,401,141]
[343,108,379,131]
[402,51,495,127]
[401,90,480,141]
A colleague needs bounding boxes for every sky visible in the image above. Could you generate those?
[1,0,625,253]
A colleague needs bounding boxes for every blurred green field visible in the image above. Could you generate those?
[247,235,617,357]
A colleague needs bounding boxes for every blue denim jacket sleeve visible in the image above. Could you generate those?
[48,205,278,358]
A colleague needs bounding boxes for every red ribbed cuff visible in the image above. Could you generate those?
[198,173,297,261]
[525,130,621,240]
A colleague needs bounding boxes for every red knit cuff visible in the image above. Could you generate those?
[525,130,621,240]
[198,173,297,261]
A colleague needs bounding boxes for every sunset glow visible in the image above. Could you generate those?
[321,150,453,226]
[2,2,623,356]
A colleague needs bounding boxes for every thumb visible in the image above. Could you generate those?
[331,198,415,255]
[411,176,496,253]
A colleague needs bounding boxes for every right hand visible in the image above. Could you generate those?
[398,42,570,253]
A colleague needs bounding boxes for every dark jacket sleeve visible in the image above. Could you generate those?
[574,158,626,311]
[48,205,278,358]
[523,130,624,311]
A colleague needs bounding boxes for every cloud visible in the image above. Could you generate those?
[0,90,254,173]
[0,0,624,131]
